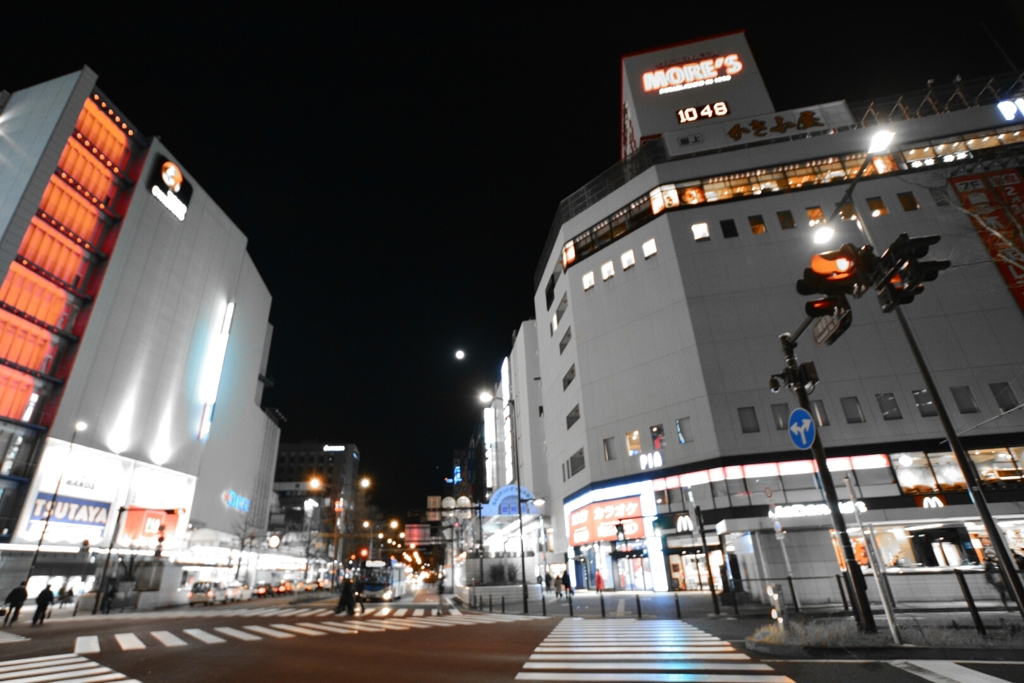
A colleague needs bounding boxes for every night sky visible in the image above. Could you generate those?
[3,5,1022,518]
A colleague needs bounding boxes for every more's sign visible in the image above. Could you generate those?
[148,155,193,221]
[568,495,644,546]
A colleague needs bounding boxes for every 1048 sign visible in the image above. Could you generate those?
[677,101,728,124]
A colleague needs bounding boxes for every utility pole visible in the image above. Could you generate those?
[693,506,720,615]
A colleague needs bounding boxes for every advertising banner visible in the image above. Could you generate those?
[950,169,1024,313]
[567,495,644,546]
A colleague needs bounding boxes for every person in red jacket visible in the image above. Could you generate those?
[594,570,604,593]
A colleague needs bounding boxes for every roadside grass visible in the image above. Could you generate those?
[751,617,1024,648]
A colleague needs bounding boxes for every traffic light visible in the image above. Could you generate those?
[804,293,849,318]
[770,585,782,626]
[797,243,871,300]
[359,547,369,558]
[875,233,949,312]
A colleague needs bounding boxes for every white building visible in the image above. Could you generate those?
[525,32,1024,601]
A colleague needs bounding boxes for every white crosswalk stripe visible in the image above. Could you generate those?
[114,633,146,651]
[214,626,261,641]
[183,629,225,644]
[0,632,28,645]
[0,653,140,682]
[514,619,794,683]
[150,631,187,647]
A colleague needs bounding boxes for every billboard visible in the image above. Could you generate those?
[567,495,644,547]
[621,31,774,157]
[14,438,196,548]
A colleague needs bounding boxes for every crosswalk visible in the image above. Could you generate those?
[515,619,794,682]
[72,611,541,654]
[0,653,140,682]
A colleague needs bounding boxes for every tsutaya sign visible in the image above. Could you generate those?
[620,31,774,158]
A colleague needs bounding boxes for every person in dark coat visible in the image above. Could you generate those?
[31,586,53,626]
[561,571,573,596]
[335,579,356,616]
[3,582,27,627]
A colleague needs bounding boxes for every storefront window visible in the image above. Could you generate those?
[927,452,967,492]
[650,424,665,450]
[892,452,938,495]
[971,448,1023,488]
[625,430,642,457]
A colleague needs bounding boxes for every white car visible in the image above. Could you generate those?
[189,582,227,605]
[224,582,252,602]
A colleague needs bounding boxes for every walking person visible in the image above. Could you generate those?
[561,571,573,597]
[544,573,552,593]
[594,569,604,593]
[334,578,356,616]
[31,585,53,626]
[3,582,27,627]
[554,573,563,599]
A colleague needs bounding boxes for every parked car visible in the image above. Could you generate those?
[188,581,227,605]
[224,582,252,602]
[254,582,273,598]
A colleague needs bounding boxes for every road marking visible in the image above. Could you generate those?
[394,609,408,617]
[515,675,794,682]
[413,609,424,617]
[0,659,105,679]
[0,654,80,672]
[449,608,461,616]
[891,660,1010,683]
[297,622,358,635]
[615,599,625,615]
[150,630,188,647]
[244,625,295,638]
[288,609,319,617]
[529,654,751,661]
[369,621,410,631]
[271,623,326,636]
[114,633,147,650]
[360,608,376,616]
[308,609,333,616]
[325,621,385,632]
[183,628,226,644]
[74,636,100,654]
[522,662,776,672]
[376,608,391,617]
[214,626,262,641]
[0,631,28,644]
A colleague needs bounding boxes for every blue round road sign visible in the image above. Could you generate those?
[788,408,816,450]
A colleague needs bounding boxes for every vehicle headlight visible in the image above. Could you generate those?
[383,590,392,600]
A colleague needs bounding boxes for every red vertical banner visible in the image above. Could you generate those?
[951,170,1024,313]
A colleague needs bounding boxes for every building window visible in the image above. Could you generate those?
[738,407,760,433]
[582,271,595,291]
[650,424,665,450]
[569,448,585,476]
[691,223,710,241]
[545,269,560,309]
[840,396,866,424]
[810,400,830,426]
[897,191,920,211]
[566,405,580,429]
[675,417,692,444]
[777,210,796,230]
[621,249,636,270]
[539,406,544,417]
[770,403,789,430]
[562,463,566,481]
[912,389,938,417]
[562,364,576,390]
[876,393,903,420]
[601,261,615,281]
[720,219,738,238]
[950,386,980,414]
[806,207,825,226]
[551,294,568,336]
[642,238,657,258]
[748,215,767,235]
[625,430,642,456]
[866,197,888,217]
[990,382,1020,412]
[892,451,937,495]
[559,327,571,354]
[603,437,616,461]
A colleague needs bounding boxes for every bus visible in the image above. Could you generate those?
[357,560,407,601]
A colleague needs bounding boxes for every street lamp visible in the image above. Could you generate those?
[481,391,529,614]
[28,420,87,581]
[309,477,322,491]
[360,477,371,489]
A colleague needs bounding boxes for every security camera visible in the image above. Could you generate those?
[769,376,784,393]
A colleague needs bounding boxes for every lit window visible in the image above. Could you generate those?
[625,430,642,456]
[806,207,825,226]
[552,313,558,333]
[691,223,710,241]
[562,241,576,268]
[897,192,920,211]
[582,271,595,291]
[876,393,903,420]
[642,238,657,258]
[601,261,615,281]
[621,250,636,270]
[839,202,856,221]
[866,197,888,217]
[776,210,796,230]
[748,215,767,234]
[650,424,665,449]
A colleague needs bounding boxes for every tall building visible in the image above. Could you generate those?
[0,68,280,600]
[528,32,1024,599]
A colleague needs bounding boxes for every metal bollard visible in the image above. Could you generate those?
[542,595,546,616]
[568,595,574,617]
[787,576,800,613]
[675,593,681,620]
[501,596,505,614]
[835,574,850,611]
[600,593,606,617]
[489,595,493,613]
[954,569,986,635]
[636,594,642,620]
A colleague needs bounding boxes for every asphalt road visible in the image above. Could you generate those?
[0,590,1023,682]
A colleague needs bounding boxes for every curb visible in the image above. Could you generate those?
[744,638,1024,661]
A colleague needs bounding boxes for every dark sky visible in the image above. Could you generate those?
[4,5,1023,517]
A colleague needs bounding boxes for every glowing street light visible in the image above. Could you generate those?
[389,520,399,529]
[455,350,465,360]
[867,129,895,154]
[479,391,494,403]
[813,226,835,244]
[360,477,371,489]
[362,520,370,528]
[309,477,322,491]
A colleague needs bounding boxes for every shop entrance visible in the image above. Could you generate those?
[611,548,652,591]
[666,549,723,591]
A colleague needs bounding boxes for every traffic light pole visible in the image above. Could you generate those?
[894,305,1024,616]
[779,327,876,632]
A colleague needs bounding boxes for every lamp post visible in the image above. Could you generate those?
[481,391,529,614]
[27,420,87,582]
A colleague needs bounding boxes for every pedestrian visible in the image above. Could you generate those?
[594,570,604,593]
[985,554,1010,608]
[554,574,562,599]
[544,574,552,593]
[31,585,53,626]
[3,582,27,627]
[100,580,116,614]
[561,571,573,597]
[334,578,356,616]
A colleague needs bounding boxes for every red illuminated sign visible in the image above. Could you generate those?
[120,507,179,546]
[642,54,743,95]
[568,496,644,546]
